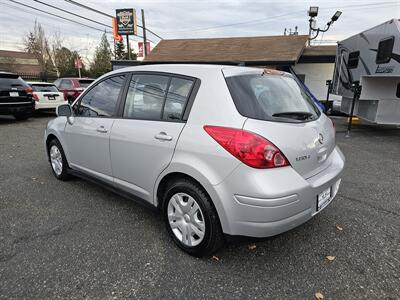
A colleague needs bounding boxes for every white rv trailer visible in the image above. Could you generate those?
[332,19,400,125]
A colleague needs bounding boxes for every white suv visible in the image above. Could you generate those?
[45,64,345,256]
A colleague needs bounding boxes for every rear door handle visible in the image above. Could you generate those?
[96,126,108,133]
[154,132,173,141]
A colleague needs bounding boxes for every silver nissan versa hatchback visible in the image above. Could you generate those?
[45,64,345,256]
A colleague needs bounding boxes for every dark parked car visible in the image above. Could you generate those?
[0,72,34,120]
[54,77,94,103]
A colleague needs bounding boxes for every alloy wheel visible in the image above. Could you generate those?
[50,145,63,176]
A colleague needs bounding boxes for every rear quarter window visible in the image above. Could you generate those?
[31,84,59,92]
[0,77,29,89]
[225,73,320,123]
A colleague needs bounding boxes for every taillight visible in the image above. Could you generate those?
[33,93,39,101]
[204,126,290,169]
[24,87,33,94]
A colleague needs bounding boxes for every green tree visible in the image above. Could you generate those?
[125,45,137,60]
[90,33,112,77]
[53,47,75,77]
[114,40,126,60]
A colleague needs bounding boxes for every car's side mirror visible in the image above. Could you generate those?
[57,104,72,117]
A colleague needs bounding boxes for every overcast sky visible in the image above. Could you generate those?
[0,0,398,60]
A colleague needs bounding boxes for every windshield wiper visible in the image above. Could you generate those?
[272,111,314,120]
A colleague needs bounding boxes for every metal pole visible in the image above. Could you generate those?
[308,18,312,46]
[325,80,331,112]
[126,34,131,60]
[345,82,361,138]
[113,39,116,60]
[141,9,148,57]
[77,53,81,78]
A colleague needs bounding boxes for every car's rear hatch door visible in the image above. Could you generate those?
[243,116,336,179]
[0,74,30,103]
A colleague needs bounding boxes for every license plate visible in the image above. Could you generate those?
[48,96,56,100]
[9,92,19,97]
[317,187,331,210]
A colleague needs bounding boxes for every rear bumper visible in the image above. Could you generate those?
[213,146,345,237]
[35,101,64,110]
[0,102,34,115]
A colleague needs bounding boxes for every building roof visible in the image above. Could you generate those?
[0,50,43,75]
[144,35,309,65]
[302,45,337,57]
[298,45,337,63]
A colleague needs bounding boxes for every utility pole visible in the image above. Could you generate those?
[126,35,131,60]
[141,9,148,57]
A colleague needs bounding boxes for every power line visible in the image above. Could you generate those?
[7,0,110,33]
[33,0,111,29]
[63,0,163,40]
[0,3,103,41]
[168,1,398,34]
[30,0,150,42]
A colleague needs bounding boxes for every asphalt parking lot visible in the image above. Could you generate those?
[0,114,399,299]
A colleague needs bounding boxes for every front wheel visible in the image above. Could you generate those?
[48,139,70,180]
[162,178,224,257]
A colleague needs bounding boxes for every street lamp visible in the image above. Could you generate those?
[308,6,342,45]
[308,6,319,18]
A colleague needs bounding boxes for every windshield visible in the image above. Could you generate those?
[31,84,59,92]
[225,73,320,122]
[79,79,94,88]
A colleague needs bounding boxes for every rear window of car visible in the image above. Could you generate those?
[31,84,59,92]
[78,79,94,88]
[0,76,29,90]
[225,73,320,123]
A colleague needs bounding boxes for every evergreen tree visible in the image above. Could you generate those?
[90,33,112,78]
[53,47,78,77]
[114,41,126,60]
[125,45,138,60]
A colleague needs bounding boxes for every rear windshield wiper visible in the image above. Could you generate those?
[272,111,314,120]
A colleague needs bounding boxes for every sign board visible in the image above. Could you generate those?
[116,8,137,35]
[138,42,151,57]
[74,57,82,69]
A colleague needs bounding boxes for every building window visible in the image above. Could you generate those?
[376,36,394,64]
[348,51,360,69]
[396,83,400,98]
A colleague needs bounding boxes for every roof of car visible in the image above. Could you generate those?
[109,64,288,79]
[27,81,55,85]
[0,71,17,76]
[57,77,95,80]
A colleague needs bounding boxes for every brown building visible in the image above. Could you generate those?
[0,50,43,77]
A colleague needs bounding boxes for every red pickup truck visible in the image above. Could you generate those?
[54,77,94,104]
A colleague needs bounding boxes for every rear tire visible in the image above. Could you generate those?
[162,178,224,257]
[48,139,70,181]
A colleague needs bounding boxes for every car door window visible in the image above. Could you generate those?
[162,77,193,121]
[60,79,73,89]
[74,75,125,117]
[123,74,169,120]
